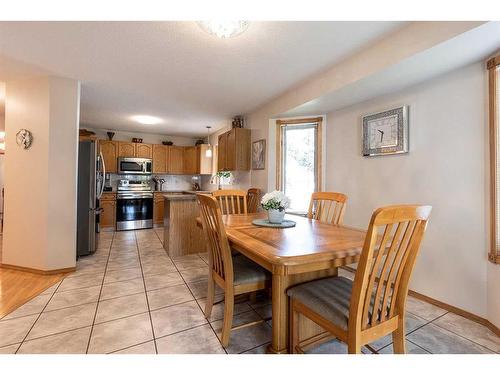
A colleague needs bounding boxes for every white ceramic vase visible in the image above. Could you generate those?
[268,208,285,224]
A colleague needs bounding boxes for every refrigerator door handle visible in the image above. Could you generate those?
[97,151,106,199]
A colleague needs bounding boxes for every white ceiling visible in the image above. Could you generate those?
[0,21,404,136]
[281,22,500,117]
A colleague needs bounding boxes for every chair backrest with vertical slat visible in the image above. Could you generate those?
[196,194,234,285]
[307,192,348,225]
[349,205,432,332]
[247,188,261,213]
[212,189,248,215]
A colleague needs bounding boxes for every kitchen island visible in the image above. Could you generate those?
[162,193,208,257]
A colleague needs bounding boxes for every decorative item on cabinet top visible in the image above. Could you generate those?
[232,115,245,128]
[132,137,143,143]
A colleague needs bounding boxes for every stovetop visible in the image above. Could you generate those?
[117,179,152,192]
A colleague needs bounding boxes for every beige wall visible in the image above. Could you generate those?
[245,22,484,192]
[326,62,489,317]
[3,76,80,271]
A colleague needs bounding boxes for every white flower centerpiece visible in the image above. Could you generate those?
[261,190,291,224]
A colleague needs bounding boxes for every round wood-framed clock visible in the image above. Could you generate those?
[16,129,33,150]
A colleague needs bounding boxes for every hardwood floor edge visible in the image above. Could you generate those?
[341,266,500,337]
[0,263,76,275]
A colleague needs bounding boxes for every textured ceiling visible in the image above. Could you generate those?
[0,21,404,136]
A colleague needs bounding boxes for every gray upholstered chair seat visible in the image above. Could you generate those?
[287,276,354,330]
[232,255,270,285]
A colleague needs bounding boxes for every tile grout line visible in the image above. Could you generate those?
[154,226,229,354]
[419,316,498,354]
[84,230,114,354]
[374,311,448,354]
[14,275,64,354]
[135,230,159,354]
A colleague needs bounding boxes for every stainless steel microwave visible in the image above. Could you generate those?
[117,157,152,175]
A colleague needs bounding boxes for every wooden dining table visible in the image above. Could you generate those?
[197,211,367,353]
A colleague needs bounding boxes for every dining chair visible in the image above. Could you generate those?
[307,192,348,225]
[288,204,432,354]
[247,188,261,213]
[197,193,270,347]
[212,189,248,215]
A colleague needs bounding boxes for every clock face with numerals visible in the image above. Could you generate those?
[362,106,408,157]
[368,115,398,149]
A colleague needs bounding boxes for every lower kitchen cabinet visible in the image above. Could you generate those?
[153,193,164,225]
[100,193,116,230]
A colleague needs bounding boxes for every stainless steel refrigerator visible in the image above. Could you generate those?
[77,139,105,257]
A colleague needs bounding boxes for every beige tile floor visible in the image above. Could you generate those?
[0,228,498,354]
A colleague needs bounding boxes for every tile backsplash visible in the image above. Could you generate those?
[106,173,207,191]
[105,170,249,192]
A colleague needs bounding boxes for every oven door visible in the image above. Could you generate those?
[116,193,153,231]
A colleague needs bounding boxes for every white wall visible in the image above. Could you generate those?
[3,76,80,271]
[326,62,489,317]
[245,22,483,192]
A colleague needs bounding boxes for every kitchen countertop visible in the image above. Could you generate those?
[101,190,211,194]
[163,191,212,200]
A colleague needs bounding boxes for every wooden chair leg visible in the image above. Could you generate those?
[392,316,406,354]
[204,277,215,319]
[347,334,362,354]
[221,290,234,347]
[289,299,300,354]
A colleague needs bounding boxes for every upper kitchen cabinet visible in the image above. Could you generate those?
[98,140,118,173]
[118,142,136,158]
[168,146,184,174]
[217,128,250,171]
[183,146,198,175]
[136,143,153,159]
[152,144,168,173]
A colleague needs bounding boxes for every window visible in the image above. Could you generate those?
[276,117,322,213]
[488,54,500,264]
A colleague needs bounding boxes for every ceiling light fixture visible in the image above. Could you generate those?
[205,126,212,158]
[198,21,250,39]
[131,115,162,125]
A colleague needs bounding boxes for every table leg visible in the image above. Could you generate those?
[268,273,289,354]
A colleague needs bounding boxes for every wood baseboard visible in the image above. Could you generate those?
[0,263,76,275]
[341,266,500,337]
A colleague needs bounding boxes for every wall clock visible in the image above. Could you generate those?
[16,129,33,150]
[362,105,408,157]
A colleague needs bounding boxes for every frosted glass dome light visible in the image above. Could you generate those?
[198,21,250,39]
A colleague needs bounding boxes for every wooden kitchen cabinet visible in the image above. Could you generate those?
[168,146,184,174]
[183,147,198,175]
[118,142,136,158]
[152,144,168,173]
[98,140,118,173]
[217,132,227,171]
[153,192,164,225]
[135,143,153,159]
[100,193,116,230]
[217,128,250,171]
